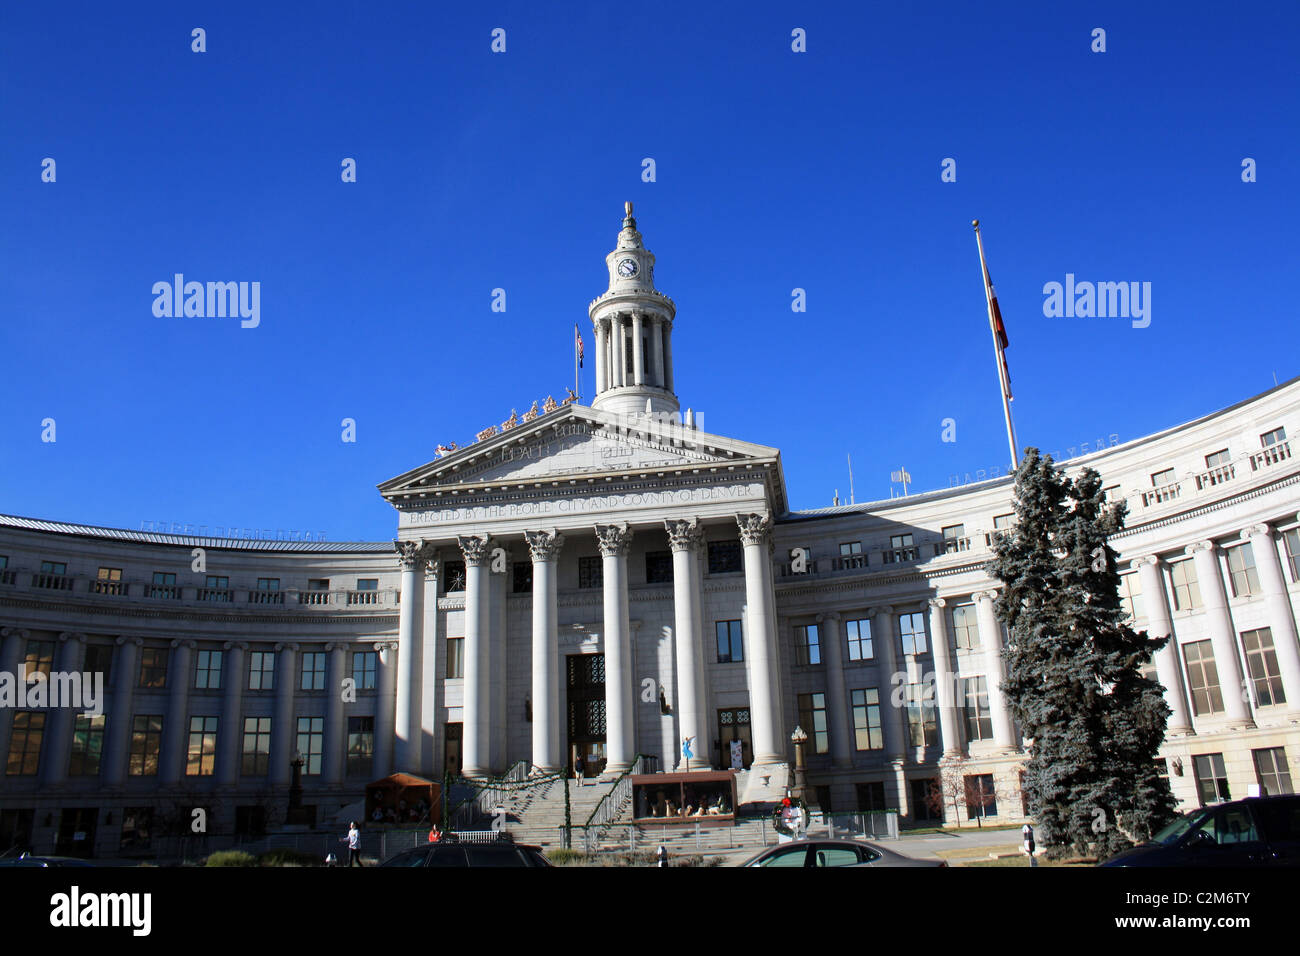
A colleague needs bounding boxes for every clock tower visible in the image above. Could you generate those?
[589,203,681,418]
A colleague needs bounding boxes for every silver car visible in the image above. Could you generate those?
[740,838,945,868]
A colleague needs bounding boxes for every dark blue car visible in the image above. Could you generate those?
[1099,795,1300,867]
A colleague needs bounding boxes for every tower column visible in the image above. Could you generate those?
[927,599,963,757]
[526,530,564,772]
[632,311,645,386]
[1189,541,1254,727]
[650,316,664,387]
[738,513,783,765]
[1136,556,1194,735]
[667,519,710,770]
[597,523,635,773]
[594,319,607,393]
[459,534,493,778]
[663,324,674,394]
[1245,524,1300,714]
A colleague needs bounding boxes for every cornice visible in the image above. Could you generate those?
[0,595,398,628]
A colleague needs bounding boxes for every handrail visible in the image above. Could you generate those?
[584,754,645,829]
[448,762,565,829]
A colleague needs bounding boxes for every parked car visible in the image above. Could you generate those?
[378,841,551,867]
[739,838,945,868]
[1099,795,1300,867]
[0,854,96,868]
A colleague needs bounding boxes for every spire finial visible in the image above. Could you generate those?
[625,201,633,218]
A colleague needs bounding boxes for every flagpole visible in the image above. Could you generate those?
[973,219,1019,471]
[574,324,580,403]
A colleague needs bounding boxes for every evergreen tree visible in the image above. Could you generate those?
[988,448,1179,858]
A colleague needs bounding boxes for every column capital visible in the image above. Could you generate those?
[423,552,442,580]
[395,538,436,570]
[324,641,347,653]
[868,605,894,619]
[58,631,87,644]
[665,517,704,552]
[114,636,143,647]
[458,534,494,566]
[1244,523,1273,540]
[1187,539,1217,556]
[1,627,31,639]
[816,611,841,625]
[735,512,772,546]
[373,640,399,652]
[274,642,300,653]
[223,641,249,652]
[927,597,947,610]
[595,522,633,558]
[973,589,999,603]
[1136,554,1163,569]
[524,529,566,563]
[170,638,196,650]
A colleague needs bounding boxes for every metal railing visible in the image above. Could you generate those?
[582,755,645,851]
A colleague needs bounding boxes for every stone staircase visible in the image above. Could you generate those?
[493,776,622,847]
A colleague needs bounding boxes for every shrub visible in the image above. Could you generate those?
[257,848,322,868]
[544,848,586,866]
[205,850,257,867]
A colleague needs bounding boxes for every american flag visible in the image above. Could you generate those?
[575,324,584,367]
[983,264,1012,400]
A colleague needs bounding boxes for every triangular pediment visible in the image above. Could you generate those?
[378,405,785,505]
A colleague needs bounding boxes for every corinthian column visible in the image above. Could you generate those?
[632,311,645,386]
[394,539,433,773]
[373,641,399,779]
[459,534,493,778]
[667,518,710,770]
[526,529,565,772]
[1136,556,1194,735]
[160,639,195,786]
[595,319,608,393]
[927,599,963,757]
[1189,541,1253,727]
[973,591,1017,751]
[737,513,783,765]
[1244,524,1300,715]
[597,522,635,773]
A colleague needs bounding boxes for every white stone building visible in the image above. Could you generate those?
[1,205,1297,855]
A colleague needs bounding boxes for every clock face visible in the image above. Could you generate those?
[617,258,638,278]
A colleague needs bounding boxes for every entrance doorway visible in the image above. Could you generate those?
[55,807,98,858]
[717,707,752,770]
[566,653,607,777]
[444,723,462,777]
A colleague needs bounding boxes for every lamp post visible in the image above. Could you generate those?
[287,750,305,825]
[791,726,808,804]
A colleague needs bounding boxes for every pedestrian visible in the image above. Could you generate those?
[428,824,441,843]
[656,844,668,868]
[1022,823,1036,867]
[574,754,584,787]
[341,821,363,867]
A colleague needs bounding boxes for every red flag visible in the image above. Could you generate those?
[985,266,1009,350]
[575,325,584,367]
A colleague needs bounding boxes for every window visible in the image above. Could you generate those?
[707,540,743,574]
[964,774,998,820]
[856,781,888,812]
[186,716,219,776]
[953,604,980,649]
[138,648,168,689]
[1170,560,1202,611]
[1118,572,1144,622]
[898,612,927,655]
[796,693,828,754]
[794,624,821,665]
[1150,468,1175,487]
[84,644,113,683]
[578,556,603,589]
[6,713,45,775]
[645,551,673,584]
[301,652,326,691]
[963,676,993,742]
[296,717,323,775]
[194,649,223,690]
[1253,747,1293,795]
[148,571,178,599]
[203,575,231,601]
[356,578,378,590]
[447,637,465,678]
[1242,628,1286,707]
[257,577,280,590]
[129,715,163,776]
[24,640,54,680]
[512,562,533,594]
[890,533,913,550]
[249,651,275,691]
[353,651,377,690]
[838,541,867,569]
[905,684,938,747]
[939,525,968,554]
[1103,485,1122,503]
[352,578,380,604]
[1261,427,1286,447]
[851,689,883,751]
[253,577,282,604]
[845,619,872,661]
[443,561,466,592]
[1193,752,1230,805]
[69,714,106,776]
[886,533,916,562]
[1205,449,1231,469]
[348,716,375,777]
[839,541,863,556]
[241,717,272,776]
[1183,641,1223,716]
[308,578,330,590]
[1225,543,1260,597]
[715,621,743,663]
[94,567,124,595]
[1284,529,1300,582]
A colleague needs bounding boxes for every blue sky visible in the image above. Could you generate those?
[2,1,1297,540]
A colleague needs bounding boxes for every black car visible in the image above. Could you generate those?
[379,841,551,867]
[1099,795,1300,866]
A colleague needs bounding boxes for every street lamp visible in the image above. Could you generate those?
[790,726,808,804]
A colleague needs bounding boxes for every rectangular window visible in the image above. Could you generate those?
[241,717,271,776]
[845,618,872,661]
[94,567,124,595]
[1170,560,1203,611]
[443,561,466,592]
[857,781,888,813]
[1150,468,1176,487]
[898,612,927,655]
[296,716,323,775]
[186,716,219,776]
[1261,427,1286,447]
[707,540,743,574]
[352,651,377,690]
[1183,641,1224,716]
[1284,528,1300,583]
[24,640,55,680]
[194,649,223,690]
[84,644,113,684]
[1205,449,1231,469]
[129,715,163,776]
[248,651,275,691]
[645,551,673,584]
[252,577,282,604]
[939,524,969,555]
[1252,747,1293,795]
[348,716,375,777]
[964,774,998,820]
[203,575,231,601]
[39,559,67,575]
[356,578,378,590]
[447,637,465,678]
[301,652,326,691]
[148,571,178,599]
[905,684,938,747]
[715,621,743,663]
[796,692,828,754]
[512,562,533,594]
[890,533,913,549]
[794,624,821,665]
[839,541,863,555]
[1225,543,1260,597]
[1118,572,1144,622]
[69,714,106,776]
[257,577,280,591]
[1242,628,1286,707]
[963,676,993,742]
[138,648,168,689]
[6,712,45,776]
[850,689,882,751]
[837,542,867,569]
[952,604,980,649]
[578,556,603,589]
[1193,753,1230,805]
[308,578,330,590]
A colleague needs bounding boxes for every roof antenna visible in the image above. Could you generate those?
[847,454,855,505]
[833,489,841,507]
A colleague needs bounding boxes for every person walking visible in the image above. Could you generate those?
[1022,823,1036,867]
[342,821,363,867]
[574,753,584,787]
[656,844,669,868]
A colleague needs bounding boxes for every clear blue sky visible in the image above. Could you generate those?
[2,2,1297,540]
